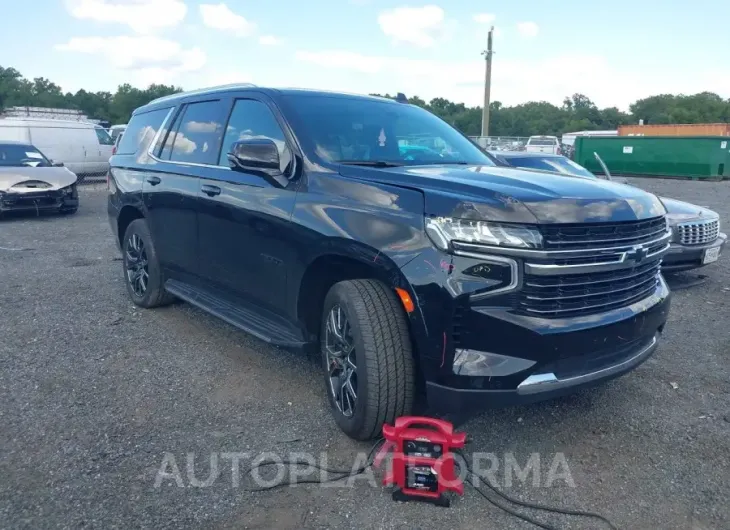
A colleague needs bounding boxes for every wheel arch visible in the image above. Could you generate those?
[294,240,429,377]
[117,205,145,246]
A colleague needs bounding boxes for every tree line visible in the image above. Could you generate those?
[2,65,728,136]
[0,66,180,126]
[375,92,730,137]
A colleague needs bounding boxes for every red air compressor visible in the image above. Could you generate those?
[380,417,466,507]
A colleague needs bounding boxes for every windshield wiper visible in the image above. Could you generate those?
[336,160,405,167]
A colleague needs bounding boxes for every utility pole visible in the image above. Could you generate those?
[481,26,494,137]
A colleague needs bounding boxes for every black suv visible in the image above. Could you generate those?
[109,86,671,440]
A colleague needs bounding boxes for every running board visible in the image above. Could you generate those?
[165,279,308,348]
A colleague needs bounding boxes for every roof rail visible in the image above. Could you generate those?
[149,83,258,105]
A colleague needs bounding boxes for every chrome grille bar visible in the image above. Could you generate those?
[677,219,719,245]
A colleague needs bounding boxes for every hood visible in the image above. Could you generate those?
[339,164,666,224]
[0,166,77,192]
[659,196,717,219]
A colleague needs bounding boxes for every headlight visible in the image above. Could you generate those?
[61,184,76,196]
[426,217,543,252]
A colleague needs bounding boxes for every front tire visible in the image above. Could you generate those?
[121,219,175,308]
[321,279,415,440]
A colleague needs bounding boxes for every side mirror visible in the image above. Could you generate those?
[52,161,64,167]
[228,139,290,187]
[228,139,280,172]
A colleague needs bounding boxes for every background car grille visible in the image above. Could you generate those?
[676,219,720,245]
[539,216,667,249]
[518,260,661,317]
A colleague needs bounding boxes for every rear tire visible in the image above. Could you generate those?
[121,219,175,308]
[321,279,415,440]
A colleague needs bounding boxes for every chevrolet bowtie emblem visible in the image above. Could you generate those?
[624,245,648,264]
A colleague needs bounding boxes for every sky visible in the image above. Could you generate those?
[1,0,729,111]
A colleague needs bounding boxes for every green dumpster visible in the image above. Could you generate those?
[573,136,730,180]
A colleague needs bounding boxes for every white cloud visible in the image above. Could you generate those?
[516,21,539,38]
[200,3,256,36]
[295,51,385,74]
[55,36,205,84]
[258,35,282,46]
[378,5,446,47]
[294,48,660,110]
[64,0,187,34]
[473,13,496,25]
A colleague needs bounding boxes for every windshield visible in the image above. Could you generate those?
[506,156,596,178]
[281,94,495,166]
[0,144,51,167]
[528,138,558,146]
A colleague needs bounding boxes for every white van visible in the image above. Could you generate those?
[525,135,561,155]
[0,118,114,178]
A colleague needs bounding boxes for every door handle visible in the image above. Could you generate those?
[201,184,221,197]
[146,176,161,186]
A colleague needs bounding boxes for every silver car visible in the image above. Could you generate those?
[490,150,726,272]
[0,141,79,216]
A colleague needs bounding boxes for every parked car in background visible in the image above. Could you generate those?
[0,118,114,181]
[525,135,561,154]
[0,141,79,215]
[491,151,726,272]
[108,124,127,142]
[110,85,672,440]
[112,131,123,156]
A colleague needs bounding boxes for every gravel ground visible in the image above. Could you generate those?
[1,178,728,530]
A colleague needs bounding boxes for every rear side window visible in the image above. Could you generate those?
[116,108,171,155]
[95,127,114,146]
[219,99,292,171]
[165,100,226,165]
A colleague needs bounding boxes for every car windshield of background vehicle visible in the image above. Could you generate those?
[528,139,558,146]
[511,156,596,178]
[282,95,495,167]
[0,143,51,167]
[95,127,114,146]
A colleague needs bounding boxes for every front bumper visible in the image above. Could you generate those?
[0,187,78,213]
[427,332,660,410]
[662,233,726,272]
[401,245,671,413]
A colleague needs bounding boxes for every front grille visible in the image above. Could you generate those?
[540,217,667,250]
[518,260,661,317]
[677,219,720,245]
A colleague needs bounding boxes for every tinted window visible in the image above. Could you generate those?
[0,143,50,167]
[159,110,184,160]
[116,108,171,155]
[282,95,494,167]
[167,101,225,165]
[95,127,114,145]
[509,156,596,178]
[220,99,292,171]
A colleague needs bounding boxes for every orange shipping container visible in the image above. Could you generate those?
[619,123,730,137]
